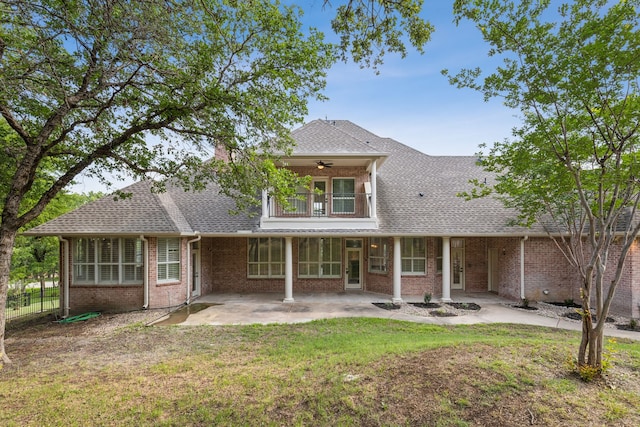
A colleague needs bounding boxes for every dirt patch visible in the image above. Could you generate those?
[429,310,458,317]
[152,303,219,326]
[3,311,640,426]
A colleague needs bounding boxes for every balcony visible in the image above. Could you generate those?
[260,192,378,230]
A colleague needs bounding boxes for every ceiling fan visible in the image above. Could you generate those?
[316,160,333,169]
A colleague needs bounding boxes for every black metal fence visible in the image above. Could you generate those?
[5,286,60,322]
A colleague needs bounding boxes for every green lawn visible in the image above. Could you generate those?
[2,317,639,426]
[5,288,59,320]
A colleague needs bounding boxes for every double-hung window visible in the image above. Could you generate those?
[332,178,355,214]
[157,238,181,282]
[298,237,341,278]
[248,237,285,278]
[401,237,426,274]
[73,237,143,285]
[369,237,388,273]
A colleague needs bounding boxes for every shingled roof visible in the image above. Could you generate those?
[27,120,540,237]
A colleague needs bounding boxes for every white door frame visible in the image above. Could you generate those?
[312,179,328,216]
[191,246,201,298]
[345,239,363,290]
[451,239,465,291]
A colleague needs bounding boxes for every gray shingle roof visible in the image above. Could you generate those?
[27,120,540,237]
[26,180,193,235]
[289,119,383,155]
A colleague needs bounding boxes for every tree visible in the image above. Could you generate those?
[447,0,640,375]
[0,0,430,365]
[11,192,100,291]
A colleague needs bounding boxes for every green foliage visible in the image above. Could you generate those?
[329,0,434,69]
[10,192,97,286]
[423,292,432,304]
[447,0,640,371]
[566,338,618,382]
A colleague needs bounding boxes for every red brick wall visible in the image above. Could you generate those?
[63,236,188,314]
[629,241,640,319]
[60,234,640,318]
[146,237,188,309]
[205,237,345,294]
[463,238,489,293]
[488,236,638,318]
[287,166,370,193]
[522,238,581,302]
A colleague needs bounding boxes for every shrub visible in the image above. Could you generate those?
[423,293,432,304]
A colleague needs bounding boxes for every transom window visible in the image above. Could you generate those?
[298,237,341,278]
[73,237,143,285]
[332,178,355,214]
[369,237,388,273]
[401,237,426,274]
[248,237,285,278]
[157,238,181,282]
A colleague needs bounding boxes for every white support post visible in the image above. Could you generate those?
[392,237,402,303]
[441,237,452,302]
[370,160,377,219]
[283,237,294,303]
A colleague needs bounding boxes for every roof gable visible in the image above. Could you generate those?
[26,180,194,236]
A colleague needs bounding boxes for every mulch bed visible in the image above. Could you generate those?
[616,323,640,332]
[563,311,615,323]
[446,302,481,311]
[513,305,539,311]
[372,302,401,310]
[408,302,442,309]
[547,301,582,308]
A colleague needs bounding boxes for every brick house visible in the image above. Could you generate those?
[26,120,640,318]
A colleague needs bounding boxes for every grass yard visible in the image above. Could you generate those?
[2,314,639,426]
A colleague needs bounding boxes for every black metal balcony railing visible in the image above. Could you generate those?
[270,193,370,218]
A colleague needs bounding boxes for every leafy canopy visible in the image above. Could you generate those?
[447,0,640,371]
[447,0,640,233]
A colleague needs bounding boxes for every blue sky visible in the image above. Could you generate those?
[71,2,521,193]
[303,1,520,156]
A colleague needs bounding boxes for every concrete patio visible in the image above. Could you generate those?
[169,292,640,340]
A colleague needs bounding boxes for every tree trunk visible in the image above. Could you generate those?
[0,224,18,365]
[578,285,592,365]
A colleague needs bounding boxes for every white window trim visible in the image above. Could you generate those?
[73,237,144,285]
[368,237,388,274]
[298,237,342,278]
[331,177,356,214]
[247,237,285,278]
[157,237,181,283]
[401,237,426,275]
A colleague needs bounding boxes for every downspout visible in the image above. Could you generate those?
[520,235,528,300]
[59,236,70,318]
[186,233,201,305]
[140,235,149,309]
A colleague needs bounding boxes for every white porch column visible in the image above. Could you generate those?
[283,237,294,303]
[520,236,528,300]
[441,237,452,302]
[392,237,403,303]
[370,160,377,219]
